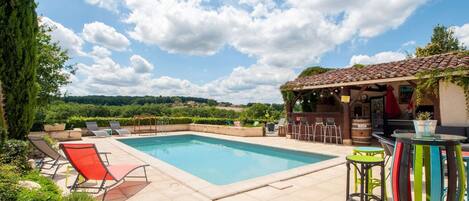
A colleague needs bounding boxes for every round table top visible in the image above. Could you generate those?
[392,133,466,145]
[353,146,384,153]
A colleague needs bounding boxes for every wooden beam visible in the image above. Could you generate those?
[407,80,417,88]
[350,86,386,92]
[341,86,352,145]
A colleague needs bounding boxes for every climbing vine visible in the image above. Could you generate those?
[415,66,469,116]
[281,90,295,105]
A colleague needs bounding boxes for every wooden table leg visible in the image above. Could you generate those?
[430,145,442,201]
[446,145,456,201]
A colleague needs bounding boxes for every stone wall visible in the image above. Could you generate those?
[189,124,264,137]
[81,124,264,137]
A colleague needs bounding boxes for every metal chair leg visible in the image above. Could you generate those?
[143,166,148,183]
[52,163,62,179]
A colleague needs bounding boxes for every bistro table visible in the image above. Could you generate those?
[391,133,466,201]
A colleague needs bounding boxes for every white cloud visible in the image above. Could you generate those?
[64,0,429,103]
[130,55,154,73]
[402,40,416,47]
[85,0,119,13]
[349,51,406,66]
[67,54,294,103]
[452,23,469,48]
[124,0,426,68]
[82,22,130,51]
[89,46,112,58]
[125,0,232,56]
[39,17,85,56]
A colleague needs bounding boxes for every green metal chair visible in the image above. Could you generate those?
[346,155,386,201]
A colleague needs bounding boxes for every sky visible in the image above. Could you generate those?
[36,0,469,104]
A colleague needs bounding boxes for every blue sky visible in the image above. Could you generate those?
[36,0,469,104]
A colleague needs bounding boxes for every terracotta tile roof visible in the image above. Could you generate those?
[283,52,469,90]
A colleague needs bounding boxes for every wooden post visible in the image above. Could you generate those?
[342,87,352,145]
[429,94,442,125]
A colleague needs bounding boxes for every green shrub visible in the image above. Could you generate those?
[192,117,234,125]
[0,164,64,201]
[67,116,193,128]
[17,171,62,201]
[0,139,31,172]
[240,119,268,126]
[0,164,21,200]
[62,192,96,201]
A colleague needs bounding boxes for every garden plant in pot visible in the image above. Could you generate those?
[265,112,276,132]
[413,112,437,137]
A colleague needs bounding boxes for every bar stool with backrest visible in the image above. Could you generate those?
[313,117,325,142]
[324,118,342,144]
[288,119,298,140]
[298,117,310,141]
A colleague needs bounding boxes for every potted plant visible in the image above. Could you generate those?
[413,112,437,137]
[265,112,275,132]
[43,119,66,132]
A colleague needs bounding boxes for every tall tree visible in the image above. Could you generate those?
[36,22,74,107]
[415,24,466,57]
[0,0,39,139]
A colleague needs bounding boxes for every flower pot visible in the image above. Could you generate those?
[43,123,66,132]
[266,123,275,132]
[413,120,437,136]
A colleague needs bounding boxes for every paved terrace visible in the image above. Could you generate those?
[46,132,392,201]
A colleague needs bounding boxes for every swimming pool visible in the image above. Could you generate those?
[118,134,335,185]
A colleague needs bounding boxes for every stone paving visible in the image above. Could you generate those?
[45,132,392,201]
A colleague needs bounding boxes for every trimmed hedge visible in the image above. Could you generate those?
[192,117,234,125]
[67,116,238,128]
[67,116,193,128]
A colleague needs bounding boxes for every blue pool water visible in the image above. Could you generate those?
[118,135,334,185]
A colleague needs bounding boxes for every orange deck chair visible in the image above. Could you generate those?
[60,143,149,200]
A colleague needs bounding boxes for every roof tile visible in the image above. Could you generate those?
[283,52,469,89]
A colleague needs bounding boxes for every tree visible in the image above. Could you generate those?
[36,22,74,107]
[298,66,332,78]
[415,24,466,57]
[0,0,39,140]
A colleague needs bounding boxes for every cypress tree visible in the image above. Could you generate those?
[0,0,39,140]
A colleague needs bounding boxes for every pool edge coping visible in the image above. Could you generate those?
[108,131,347,200]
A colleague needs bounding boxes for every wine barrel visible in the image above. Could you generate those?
[352,119,372,145]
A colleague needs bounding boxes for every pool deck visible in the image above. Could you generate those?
[47,131,377,201]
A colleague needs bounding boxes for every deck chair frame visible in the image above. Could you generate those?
[109,121,131,136]
[60,144,148,200]
[86,122,111,137]
[29,136,110,178]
